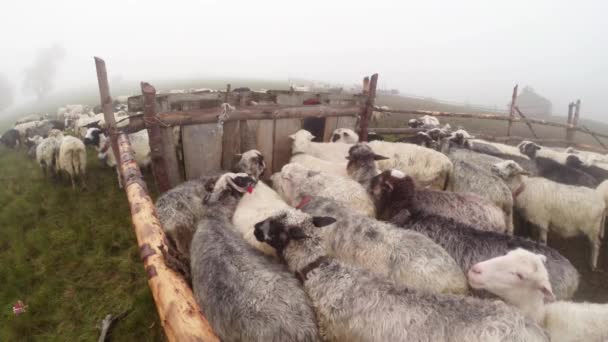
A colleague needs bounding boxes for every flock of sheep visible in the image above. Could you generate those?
[0,99,151,189]
[153,114,608,342]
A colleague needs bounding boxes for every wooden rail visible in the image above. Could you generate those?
[117,133,220,342]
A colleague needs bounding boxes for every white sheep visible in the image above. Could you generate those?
[330,127,359,144]
[289,153,348,178]
[492,160,606,270]
[35,129,63,178]
[469,248,608,342]
[84,128,150,168]
[289,129,351,163]
[232,150,289,257]
[56,136,87,190]
[271,163,375,217]
[331,128,453,189]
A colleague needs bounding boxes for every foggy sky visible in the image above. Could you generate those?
[1,0,606,120]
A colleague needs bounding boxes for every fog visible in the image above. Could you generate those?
[1,0,606,120]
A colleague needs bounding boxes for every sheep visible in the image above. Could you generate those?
[35,129,64,178]
[348,143,508,233]
[520,141,599,187]
[407,115,441,129]
[156,175,220,262]
[468,138,539,175]
[56,136,87,190]
[290,129,351,163]
[271,163,375,217]
[26,135,43,158]
[84,128,151,169]
[254,210,549,342]
[396,132,437,148]
[469,248,608,342]
[297,197,468,294]
[191,173,320,342]
[289,153,348,178]
[565,154,608,182]
[15,114,44,125]
[330,127,358,143]
[0,129,20,148]
[566,146,608,166]
[232,150,290,257]
[492,160,606,270]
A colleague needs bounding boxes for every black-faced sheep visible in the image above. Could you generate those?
[1,129,20,148]
[254,210,549,342]
[469,249,608,342]
[191,173,321,342]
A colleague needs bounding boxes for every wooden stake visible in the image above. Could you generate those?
[359,74,378,142]
[141,82,171,193]
[566,102,575,142]
[507,85,518,136]
[117,133,220,342]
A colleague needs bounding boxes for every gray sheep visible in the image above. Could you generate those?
[298,196,467,294]
[371,169,580,300]
[347,143,508,233]
[254,209,549,342]
[191,173,320,342]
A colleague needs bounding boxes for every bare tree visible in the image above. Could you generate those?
[22,44,66,100]
[0,73,14,111]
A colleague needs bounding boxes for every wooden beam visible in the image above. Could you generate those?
[359,74,378,142]
[94,57,122,185]
[507,85,518,136]
[126,105,359,133]
[117,133,220,342]
[141,82,171,193]
[514,106,539,139]
[566,102,575,142]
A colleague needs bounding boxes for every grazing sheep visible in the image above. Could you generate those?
[192,173,320,342]
[84,128,151,168]
[1,129,20,148]
[156,175,220,262]
[565,154,608,182]
[254,210,549,342]
[469,249,608,342]
[271,163,375,217]
[56,136,87,190]
[290,129,352,163]
[348,144,507,233]
[492,160,606,270]
[232,150,289,256]
[520,141,599,187]
[298,197,468,294]
[36,129,64,178]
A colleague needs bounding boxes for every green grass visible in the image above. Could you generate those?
[0,146,163,341]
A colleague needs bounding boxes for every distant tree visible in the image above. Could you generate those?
[22,44,66,100]
[0,73,14,111]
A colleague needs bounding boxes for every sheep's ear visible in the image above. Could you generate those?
[540,285,555,303]
[288,133,297,140]
[373,154,389,161]
[312,216,337,227]
[288,227,309,240]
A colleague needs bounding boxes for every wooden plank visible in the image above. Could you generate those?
[116,133,220,342]
[506,85,518,136]
[160,126,183,187]
[221,121,241,171]
[141,82,171,193]
[323,117,338,142]
[182,124,222,180]
[273,119,302,173]
[240,120,258,152]
[255,120,274,178]
[126,105,359,133]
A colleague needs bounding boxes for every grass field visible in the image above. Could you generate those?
[0,146,163,341]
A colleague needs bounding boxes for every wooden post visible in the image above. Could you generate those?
[506,85,518,136]
[225,84,231,103]
[141,82,171,193]
[363,76,370,95]
[566,102,575,142]
[117,133,220,342]
[573,99,581,126]
[359,74,378,142]
[94,57,123,185]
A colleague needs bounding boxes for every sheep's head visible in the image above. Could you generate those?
[368,169,415,213]
[235,149,266,180]
[346,143,387,182]
[408,119,424,128]
[204,172,257,205]
[518,141,540,158]
[331,128,359,144]
[468,248,555,304]
[254,209,336,254]
[47,129,64,140]
[289,129,315,154]
[491,160,528,180]
[346,143,388,162]
[271,163,319,206]
[84,127,105,147]
[565,154,584,168]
